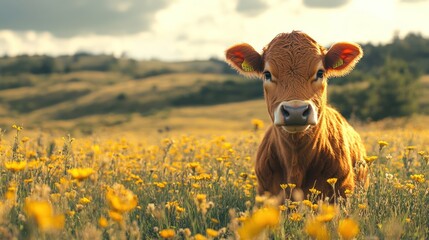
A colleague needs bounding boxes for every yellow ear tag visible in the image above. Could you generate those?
[241,60,254,72]
[333,58,344,69]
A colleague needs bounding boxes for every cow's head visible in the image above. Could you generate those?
[226,31,362,133]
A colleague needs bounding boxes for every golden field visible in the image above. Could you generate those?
[0,115,428,240]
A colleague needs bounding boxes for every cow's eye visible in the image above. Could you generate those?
[316,70,324,80]
[263,71,272,81]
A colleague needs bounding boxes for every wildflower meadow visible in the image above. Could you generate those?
[0,121,428,239]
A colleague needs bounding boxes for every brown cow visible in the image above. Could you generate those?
[225,31,368,200]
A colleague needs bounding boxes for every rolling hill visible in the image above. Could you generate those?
[1,32,429,134]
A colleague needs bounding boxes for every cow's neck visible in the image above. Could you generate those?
[271,107,329,182]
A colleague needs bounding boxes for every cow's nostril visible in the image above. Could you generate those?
[284,110,290,117]
[282,105,290,117]
[303,107,310,117]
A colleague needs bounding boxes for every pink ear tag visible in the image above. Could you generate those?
[241,60,254,72]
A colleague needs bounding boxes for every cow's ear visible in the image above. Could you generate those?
[324,42,363,77]
[225,43,263,78]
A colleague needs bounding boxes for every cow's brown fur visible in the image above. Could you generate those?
[225,31,368,199]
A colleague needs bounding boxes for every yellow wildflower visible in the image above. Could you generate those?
[289,212,303,222]
[338,218,359,240]
[12,124,23,131]
[405,183,415,190]
[176,206,186,214]
[6,185,16,201]
[24,178,34,184]
[99,217,109,228]
[211,218,220,224]
[406,146,416,151]
[26,151,37,158]
[206,228,219,237]
[154,182,166,189]
[327,178,338,186]
[364,156,378,165]
[316,204,337,222]
[410,174,425,183]
[378,140,388,149]
[238,216,247,222]
[312,204,319,211]
[196,194,207,202]
[196,173,212,181]
[255,195,266,203]
[161,138,172,146]
[50,193,61,203]
[237,207,280,239]
[344,189,353,197]
[159,229,175,239]
[24,199,65,232]
[91,144,101,154]
[309,188,321,195]
[305,218,329,240]
[303,200,312,208]
[251,118,264,131]
[108,210,123,223]
[222,142,232,150]
[65,190,77,200]
[5,161,27,173]
[182,228,192,237]
[166,201,179,210]
[106,184,138,213]
[194,234,207,240]
[240,172,248,179]
[195,194,208,215]
[79,197,91,204]
[188,162,200,171]
[68,168,95,181]
[358,203,367,210]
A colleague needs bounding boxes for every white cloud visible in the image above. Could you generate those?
[303,0,350,8]
[236,0,269,16]
[0,0,428,60]
[0,0,170,37]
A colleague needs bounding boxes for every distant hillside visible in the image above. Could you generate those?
[0,32,428,132]
[0,53,235,77]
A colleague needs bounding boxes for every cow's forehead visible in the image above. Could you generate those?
[262,32,325,74]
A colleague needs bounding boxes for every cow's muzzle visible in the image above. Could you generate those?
[274,100,318,133]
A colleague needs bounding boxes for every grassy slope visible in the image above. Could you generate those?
[0,68,427,134]
[0,71,243,129]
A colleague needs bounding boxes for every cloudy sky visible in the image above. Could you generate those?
[0,0,428,61]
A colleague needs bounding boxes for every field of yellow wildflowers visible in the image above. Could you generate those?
[0,121,428,239]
